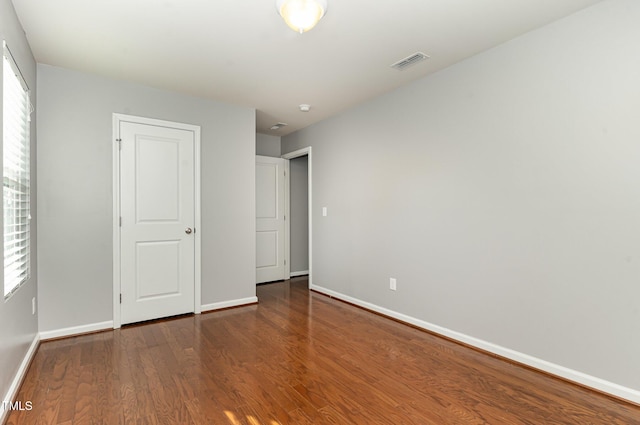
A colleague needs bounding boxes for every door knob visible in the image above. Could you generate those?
[185,227,193,234]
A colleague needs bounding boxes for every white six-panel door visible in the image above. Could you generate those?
[119,119,196,325]
[256,156,287,283]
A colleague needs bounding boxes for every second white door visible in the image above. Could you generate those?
[256,156,287,283]
[119,118,196,325]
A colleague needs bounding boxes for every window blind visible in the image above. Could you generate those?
[3,43,31,298]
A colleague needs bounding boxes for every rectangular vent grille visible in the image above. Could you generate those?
[270,122,288,130]
[391,52,430,70]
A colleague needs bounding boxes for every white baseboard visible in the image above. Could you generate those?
[310,284,640,405]
[39,321,113,341]
[0,333,40,423]
[290,270,309,277]
[201,296,258,313]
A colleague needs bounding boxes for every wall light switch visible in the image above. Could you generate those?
[390,278,397,291]
[322,207,328,217]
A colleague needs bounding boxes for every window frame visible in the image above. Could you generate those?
[3,41,32,300]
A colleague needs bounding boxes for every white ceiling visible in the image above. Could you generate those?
[12,0,602,136]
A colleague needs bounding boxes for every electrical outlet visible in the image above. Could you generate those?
[32,297,36,315]
[390,278,397,291]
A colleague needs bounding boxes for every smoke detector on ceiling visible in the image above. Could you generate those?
[270,122,288,130]
[391,52,430,71]
[299,104,311,112]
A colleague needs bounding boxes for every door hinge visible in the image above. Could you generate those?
[284,259,287,266]
[284,170,286,177]
[116,138,122,150]
[119,293,122,304]
[119,216,122,227]
[284,215,286,221]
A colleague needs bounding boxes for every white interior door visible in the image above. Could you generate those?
[119,120,196,325]
[256,156,287,283]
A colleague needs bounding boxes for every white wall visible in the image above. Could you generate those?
[0,0,38,416]
[283,0,640,394]
[37,64,256,332]
[256,133,281,157]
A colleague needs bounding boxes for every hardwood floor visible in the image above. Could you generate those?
[7,277,640,424]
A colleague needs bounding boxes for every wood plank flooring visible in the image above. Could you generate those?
[7,277,640,424]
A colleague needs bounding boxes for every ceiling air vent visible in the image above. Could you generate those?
[391,52,430,71]
[270,122,288,130]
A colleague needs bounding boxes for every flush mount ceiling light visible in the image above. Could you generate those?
[276,0,328,34]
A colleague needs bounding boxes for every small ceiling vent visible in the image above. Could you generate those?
[391,52,430,70]
[270,122,288,130]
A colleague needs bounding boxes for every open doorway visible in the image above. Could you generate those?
[282,147,312,287]
[289,155,308,277]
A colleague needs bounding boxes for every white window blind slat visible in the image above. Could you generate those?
[3,43,31,298]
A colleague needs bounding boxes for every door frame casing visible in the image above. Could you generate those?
[281,147,312,286]
[283,159,290,280]
[112,113,202,329]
